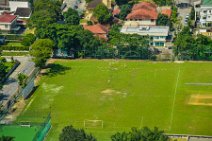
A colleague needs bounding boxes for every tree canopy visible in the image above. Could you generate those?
[0,57,8,90]
[118,4,132,20]
[30,39,54,68]
[174,27,212,60]
[29,0,62,28]
[63,8,80,25]
[93,4,112,24]
[153,0,172,6]
[157,14,171,26]
[59,126,96,141]
[111,127,169,141]
[115,0,128,6]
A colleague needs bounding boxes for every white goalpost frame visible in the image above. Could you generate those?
[84,120,103,128]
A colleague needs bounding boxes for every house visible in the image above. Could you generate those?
[83,24,108,40]
[112,7,120,17]
[14,7,31,19]
[195,0,212,27]
[125,2,158,26]
[0,0,9,13]
[196,28,212,38]
[9,0,30,12]
[121,25,169,47]
[0,14,20,32]
[176,0,201,7]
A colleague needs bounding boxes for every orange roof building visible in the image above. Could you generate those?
[161,9,172,18]
[126,2,158,20]
[83,24,109,40]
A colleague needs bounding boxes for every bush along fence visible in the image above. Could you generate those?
[0,67,39,121]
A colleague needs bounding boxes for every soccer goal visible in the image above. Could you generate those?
[84,120,104,128]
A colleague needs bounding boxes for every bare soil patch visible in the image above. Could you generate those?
[188,94,212,106]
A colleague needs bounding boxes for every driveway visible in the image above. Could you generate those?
[0,56,35,107]
[178,7,192,26]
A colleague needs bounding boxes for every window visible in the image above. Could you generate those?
[5,25,8,28]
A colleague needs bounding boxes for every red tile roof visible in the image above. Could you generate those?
[126,2,158,20]
[0,14,17,23]
[83,24,108,34]
[161,9,172,18]
[132,2,157,11]
[112,8,121,16]
[83,24,108,40]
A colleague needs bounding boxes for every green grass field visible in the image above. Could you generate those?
[17,60,212,141]
[0,125,40,141]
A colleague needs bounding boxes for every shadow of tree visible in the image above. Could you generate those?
[44,63,71,77]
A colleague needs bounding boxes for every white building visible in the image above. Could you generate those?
[9,0,30,12]
[121,25,169,47]
[195,0,212,27]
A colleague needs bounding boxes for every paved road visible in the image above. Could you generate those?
[0,56,35,106]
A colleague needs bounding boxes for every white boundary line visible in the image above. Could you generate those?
[169,68,181,131]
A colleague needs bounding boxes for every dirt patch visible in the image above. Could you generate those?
[101,89,127,97]
[175,61,184,64]
[188,94,212,106]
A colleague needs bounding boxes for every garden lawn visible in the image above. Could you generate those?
[17,60,212,141]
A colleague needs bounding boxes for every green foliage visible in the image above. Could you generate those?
[0,46,29,51]
[0,57,8,89]
[111,127,169,141]
[21,34,36,46]
[59,126,96,141]
[174,27,212,60]
[85,0,93,3]
[87,21,93,25]
[30,39,54,68]
[118,4,132,20]
[93,4,112,24]
[29,0,62,28]
[157,14,171,26]
[36,24,101,58]
[115,0,128,6]
[109,24,151,59]
[63,8,80,25]
[0,136,14,141]
[18,73,28,88]
[153,0,172,6]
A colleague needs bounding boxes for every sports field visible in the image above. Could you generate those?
[17,60,212,141]
[0,125,39,141]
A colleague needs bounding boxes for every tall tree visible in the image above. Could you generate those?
[30,39,54,68]
[111,127,169,141]
[0,57,8,90]
[59,126,96,141]
[157,14,171,26]
[118,4,132,20]
[115,0,128,6]
[93,4,112,24]
[63,8,80,25]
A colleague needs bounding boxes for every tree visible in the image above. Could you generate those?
[63,8,80,25]
[115,0,128,6]
[153,0,172,6]
[157,14,171,26]
[111,127,169,141]
[28,0,62,29]
[18,73,28,88]
[118,4,132,20]
[30,39,54,68]
[0,57,8,90]
[93,4,112,24]
[21,33,36,46]
[0,136,14,141]
[59,125,96,141]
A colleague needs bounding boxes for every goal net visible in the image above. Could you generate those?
[84,120,103,128]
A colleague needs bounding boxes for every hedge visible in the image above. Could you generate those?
[0,45,29,51]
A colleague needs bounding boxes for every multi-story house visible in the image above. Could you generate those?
[0,14,20,32]
[121,2,170,48]
[197,0,212,27]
